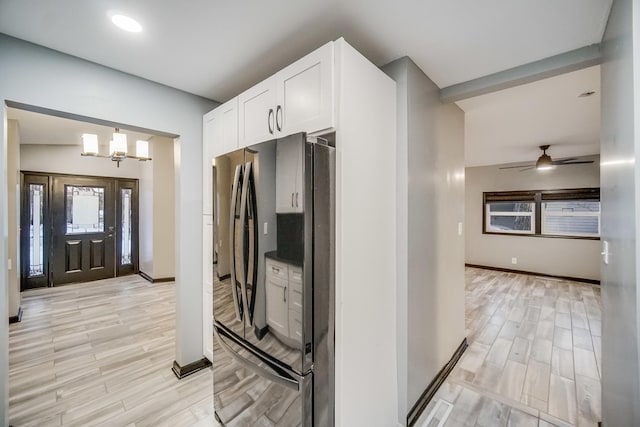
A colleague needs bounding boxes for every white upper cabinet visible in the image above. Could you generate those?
[238,42,334,147]
[203,97,238,215]
[238,76,277,146]
[218,98,239,156]
[276,41,334,137]
[276,137,304,213]
[203,110,217,215]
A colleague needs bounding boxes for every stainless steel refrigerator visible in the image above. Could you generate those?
[212,133,335,426]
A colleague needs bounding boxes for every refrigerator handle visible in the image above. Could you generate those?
[229,164,243,322]
[238,161,252,327]
[214,327,300,391]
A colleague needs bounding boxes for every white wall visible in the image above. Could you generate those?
[465,158,601,281]
[7,120,20,318]
[0,34,217,424]
[383,57,466,423]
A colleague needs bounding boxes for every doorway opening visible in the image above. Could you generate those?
[21,172,139,289]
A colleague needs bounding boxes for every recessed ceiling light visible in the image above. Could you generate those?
[578,90,596,98]
[111,14,142,33]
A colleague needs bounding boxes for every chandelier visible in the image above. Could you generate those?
[81,128,152,167]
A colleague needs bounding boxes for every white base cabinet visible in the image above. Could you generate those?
[265,258,302,344]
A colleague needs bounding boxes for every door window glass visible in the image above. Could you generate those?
[28,184,44,277]
[121,188,132,265]
[65,185,105,234]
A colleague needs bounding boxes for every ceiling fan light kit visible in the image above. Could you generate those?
[535,145,554,171]
[81,128,152,167]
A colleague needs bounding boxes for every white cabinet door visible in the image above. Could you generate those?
[265,275,289,337]
[275,137,304,213]
[218,97,239,156]
[204,98,239,215]
[238,76,277,147]
[276,41,334,136]
[203,216,214,362]
[203,110,217,215]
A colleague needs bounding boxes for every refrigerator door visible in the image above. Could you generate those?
[213,148,248,340]
[240,134,313,376]
[213,325,312,426]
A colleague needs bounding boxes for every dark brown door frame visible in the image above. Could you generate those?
[20,171,140,290]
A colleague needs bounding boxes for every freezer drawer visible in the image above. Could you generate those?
[213,325,312,426]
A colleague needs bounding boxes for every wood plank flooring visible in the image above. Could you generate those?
[8,275,220,427]
[10,268,602,426]
[417,268,602,427]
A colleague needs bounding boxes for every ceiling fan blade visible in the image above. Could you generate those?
[556,160,595,165]
[552,158,578,164]
[519,167,535,172]
[499,164,535,169]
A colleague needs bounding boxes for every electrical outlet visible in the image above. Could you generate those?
[457,222,463,236]
[511,257,517,265]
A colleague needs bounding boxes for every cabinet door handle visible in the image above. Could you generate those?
[291,192,294,207]
[272,266,280,273]
[276,105,282,132]
[295,192,299,208]
[283,286,287,302]
[268,109,274,134]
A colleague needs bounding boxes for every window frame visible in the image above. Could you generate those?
[482,188,600,240]
[484,202,536,235]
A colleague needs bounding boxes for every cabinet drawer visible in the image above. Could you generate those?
[266,258,288,281]
[288,266,303,285]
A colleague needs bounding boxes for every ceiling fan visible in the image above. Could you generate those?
[499,145,595,171]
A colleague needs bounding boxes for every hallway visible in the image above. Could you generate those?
[419,268,601,427]
[8,276,216,427]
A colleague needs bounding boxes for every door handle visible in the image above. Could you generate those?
[276,105,282,132]
[291,192,294,207]
[268,109,274,134]
[229,164,243,322]
[283,286,287,302]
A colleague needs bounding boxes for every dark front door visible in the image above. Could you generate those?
[51,175,116,285]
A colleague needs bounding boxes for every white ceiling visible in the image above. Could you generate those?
[0,1,610,165]
[461,65,601,167]
[7,108,154,147]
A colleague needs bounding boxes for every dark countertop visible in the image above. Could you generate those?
[265,250,303,267]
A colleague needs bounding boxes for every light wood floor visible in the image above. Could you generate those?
[10,269,602,427]
[8,275,220,427]
[417,268,602,427]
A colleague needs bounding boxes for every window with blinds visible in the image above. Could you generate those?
[483,188,600,239]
